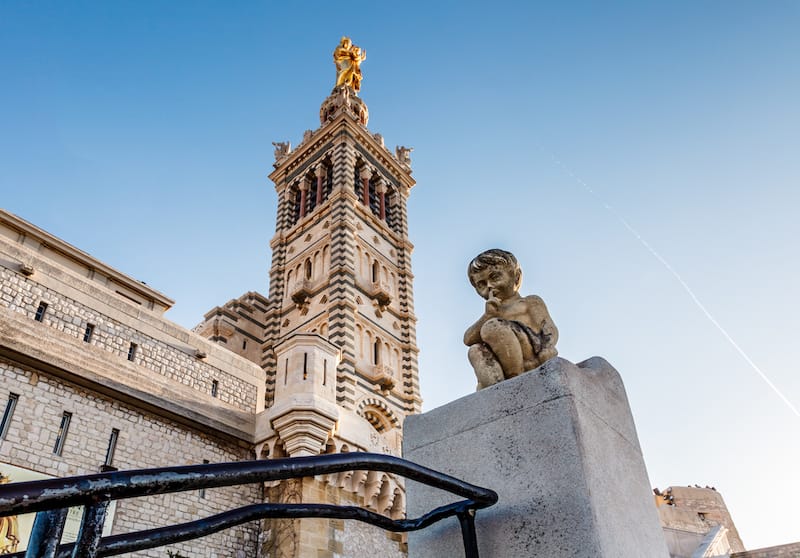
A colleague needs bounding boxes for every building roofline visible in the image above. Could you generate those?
[1,208,175,309]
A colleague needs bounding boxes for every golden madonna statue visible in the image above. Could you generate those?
[333,36,366,92]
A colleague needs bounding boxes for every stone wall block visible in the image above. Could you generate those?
[404,357,669,558]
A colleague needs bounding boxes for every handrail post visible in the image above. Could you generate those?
[25,508,68,558]
[457,508,480,558]
[70,497,111,558]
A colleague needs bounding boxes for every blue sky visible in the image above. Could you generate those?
[2,1,799,550]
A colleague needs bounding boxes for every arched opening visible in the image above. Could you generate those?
[373,339,381,365]
[390,488,404,519]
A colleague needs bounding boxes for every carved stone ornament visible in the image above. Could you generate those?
[395,146,413,166]
[272,141,291,161]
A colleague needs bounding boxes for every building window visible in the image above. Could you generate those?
[373,339,381,365]
[0,393,20,440]
[368,179,380,216]
[34,302,48,322]
[53,412,72,456]
[127,342,137,362]
[242,340,247,350]
[292,188,302,225]
[325,165,333,199]
[211,380,219,398]
[354,166,363,199]
[83,324,95,343]
[104,428,119,466]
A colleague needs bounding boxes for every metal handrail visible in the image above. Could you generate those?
[0,452,498,558]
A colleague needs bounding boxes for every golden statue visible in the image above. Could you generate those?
[333,36,366,92]
[0,474,20,554]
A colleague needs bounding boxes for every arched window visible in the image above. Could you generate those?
[306,172,318,214]
[372,260,379,283]
[373,339,382,365]
[368,178,380,216]
[304,259,312,280]
[354,163,364,198]
[325,163,333,198]
[291,186,302,225]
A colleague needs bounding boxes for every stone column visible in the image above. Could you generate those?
[360,167,372,207]
[298,180,309,219]
[376,179,387,221]
[404,357,669,558]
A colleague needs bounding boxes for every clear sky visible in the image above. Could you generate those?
[2,0,799,550]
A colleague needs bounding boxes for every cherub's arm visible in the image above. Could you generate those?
[464,298,502,346]
[525,295,559,359]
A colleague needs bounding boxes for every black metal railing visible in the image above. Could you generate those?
[0,452,498,558]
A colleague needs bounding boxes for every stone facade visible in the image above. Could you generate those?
[191,76,421,557]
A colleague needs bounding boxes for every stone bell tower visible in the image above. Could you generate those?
[256,37,421,557]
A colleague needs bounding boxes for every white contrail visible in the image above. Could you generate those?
[546,151,800,418]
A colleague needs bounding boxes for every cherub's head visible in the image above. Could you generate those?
[467,249,522,300]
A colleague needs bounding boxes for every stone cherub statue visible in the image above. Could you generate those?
[464,249,558,390]
[272,141,291,160]
[395,146,413,166]
[333,36,366,92]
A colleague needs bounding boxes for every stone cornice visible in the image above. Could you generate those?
[0,209,174,310]
[268,114,416,192]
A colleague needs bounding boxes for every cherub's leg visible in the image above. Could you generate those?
[480,318,524,378]
[468,344,504,390]
[511,325,540,371]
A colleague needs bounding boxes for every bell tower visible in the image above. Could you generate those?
[263,39,421,439]
[254,37,420,557]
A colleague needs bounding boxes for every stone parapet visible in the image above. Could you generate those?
[404,357,669,558]
[733,542,800,558]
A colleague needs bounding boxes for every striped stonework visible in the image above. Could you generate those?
[194,81,421,557]
[258,88,420,556]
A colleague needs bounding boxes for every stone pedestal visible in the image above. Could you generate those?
[404,357,669,558]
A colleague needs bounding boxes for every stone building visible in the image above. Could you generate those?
[654,485,800,558]
[655,485,746,557]
[0,40,418,558]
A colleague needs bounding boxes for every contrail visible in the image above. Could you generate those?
[545,151,800,418]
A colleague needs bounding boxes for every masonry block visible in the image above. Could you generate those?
[404,357,669,558]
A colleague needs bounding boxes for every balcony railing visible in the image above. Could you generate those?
[0,452,497,558]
